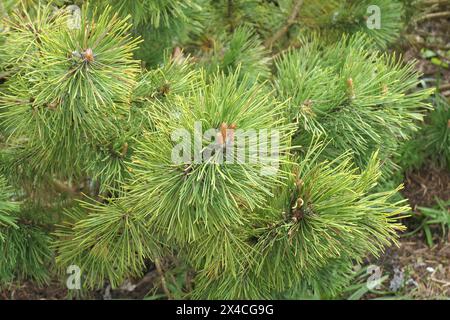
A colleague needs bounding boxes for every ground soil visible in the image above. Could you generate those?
[367,165,450,299]
[403,164,450,209]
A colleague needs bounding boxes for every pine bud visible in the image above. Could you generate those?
[347,78,355,99]
[220,122,228,145]
[83,48,95,63]
[227,123,237,145]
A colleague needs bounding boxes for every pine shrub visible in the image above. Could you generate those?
[0,0,436,299]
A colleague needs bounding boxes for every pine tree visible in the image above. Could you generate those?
[0,0,434,299]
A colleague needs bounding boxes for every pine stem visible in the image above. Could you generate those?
[52,179,77,195]
[264,0,304,49]
[227,0,234,32]
[154,258,172,300]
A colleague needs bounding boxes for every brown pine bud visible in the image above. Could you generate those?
[220,122,227,144]
[347,78,355,99]
[83,48,95,63]
[227,123,237,144]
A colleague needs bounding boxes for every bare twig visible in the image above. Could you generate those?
[415,11,450,23]
[264,0,304,49]
[421,0,450,6]
[430,277,450,287]
[438,83,450,92]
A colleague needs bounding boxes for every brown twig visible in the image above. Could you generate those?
[264,0,304,49]
[415,11,450,23]
[133,269,159,289]
[52,179,77,195]
[424,0,449,3]
[438,83,450,92]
